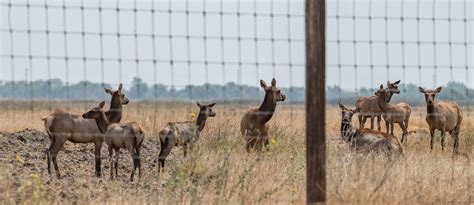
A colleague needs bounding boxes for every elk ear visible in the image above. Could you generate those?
[104,88,113,95]
[435,87,442,93]
[260,80,268,89]
[387,81,391,86]
[197,102,202,108]
[338,101,345,110]
[118,83,123,91]
[271,78,276,87]
[379,84,384,89]
[418,87,425,93]
[355,107,361,113]
[394,80,401,85]
[99,101,106,109]
[208,102,216,107]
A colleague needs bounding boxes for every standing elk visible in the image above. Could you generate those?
[375,84,412,143]
[355,80,401,131]
[157,102,216,172]
[338,102,404,154]
[418,87,462,155]
[42,84,129,178]
[240,78,285,152]
[82,101,145,181]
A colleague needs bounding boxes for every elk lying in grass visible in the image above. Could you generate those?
[418,87,462,154]
[375,84,412,143]
[240,78,285,152]
[355,80,401,131]
[339,102,404,154]
[42,84,129,178]
[82,101,145,181]
[157,102,216,172]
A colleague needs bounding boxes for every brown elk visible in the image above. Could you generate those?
[375,84,412,143]
[82,101,145,181]
[355,80,401,131]
[157,102,216,172]
[240,78,285,152]
[418,87,462,154]
[42,84,129,178]
[339,102,404,154]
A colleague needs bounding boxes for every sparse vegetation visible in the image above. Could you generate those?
[0,101,472,204]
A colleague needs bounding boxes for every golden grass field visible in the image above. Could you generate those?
[0,101,472,204]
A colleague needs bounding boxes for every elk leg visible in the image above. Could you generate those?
[358,115,363,128]
[94,141,103,177]
[430,128,435,152]
[376,115,381,131]
[452,129,460,156]
[135,147,141,179]
[114,148,120,178]
[361,116,368,129]
[440,132,446,152]
[390,121,395,136]
[108,146,114,180]
[51,138,66,179]
[183,144,187,158]
[385,120,390,134]
[399,122,407,143]
[158,137,175,172]
[370,116,375,130]
[129,146,138,182]
[47,137,56,176]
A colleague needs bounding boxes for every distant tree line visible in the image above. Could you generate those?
[0,77,472,106]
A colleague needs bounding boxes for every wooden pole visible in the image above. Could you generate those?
[305,0,326,203]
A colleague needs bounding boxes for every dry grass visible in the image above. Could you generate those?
[0,101,472,204]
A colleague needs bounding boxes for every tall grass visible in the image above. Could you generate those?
[0,101,472,204]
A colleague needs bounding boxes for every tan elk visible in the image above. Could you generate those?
[418,87,462,154]
[157,102,216,172]
[42,84,129,178]
[82,101,145,181]
[240,78,285,152]
[338,102,404,154]
[375,85,412,143]
[355,80,401,131]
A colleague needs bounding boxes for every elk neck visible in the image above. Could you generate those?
[93,112,110,134]
[106,95,123,123]
[196,112,208,132]
[426,103,435,114]
[340,121,356,142]
[377,91,389,112]
[258,92,277,123]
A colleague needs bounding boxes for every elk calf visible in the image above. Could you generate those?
[240,78,285,152]
[375,85,412,143]
[42,84,129,178]
[355,80,401,131]
[339,102,404,154]
[157,102,216,172]
[83,101,145,181]
[418,87,462,154]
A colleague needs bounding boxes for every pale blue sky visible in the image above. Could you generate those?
[0,0,473,90]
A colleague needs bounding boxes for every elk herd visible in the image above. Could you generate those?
[40,78,463,181]
[339,80,462,156]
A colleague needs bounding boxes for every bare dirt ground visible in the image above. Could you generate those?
[0,101,472,204]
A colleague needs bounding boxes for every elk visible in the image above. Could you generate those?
[157,102,216,172]
[355,80,401,131]
[42,84,129,178]
[375,84,412,143]
[338,102,404,154]
[82,101,145,181]
[240,78,285,152]
[418,87,462,154]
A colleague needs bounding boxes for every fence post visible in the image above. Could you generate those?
[305,0,326,203]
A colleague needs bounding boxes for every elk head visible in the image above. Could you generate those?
[338,101,359,123]
[104,83,129,106]
[197,102,217,117]
[418,87,442,106]
[385,80,401,102]
[260,78,286,103]
[82,101,106,119]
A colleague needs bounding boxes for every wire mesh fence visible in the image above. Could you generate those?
[0,0,472,106]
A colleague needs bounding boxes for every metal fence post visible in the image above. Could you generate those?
[305,0,326,203]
